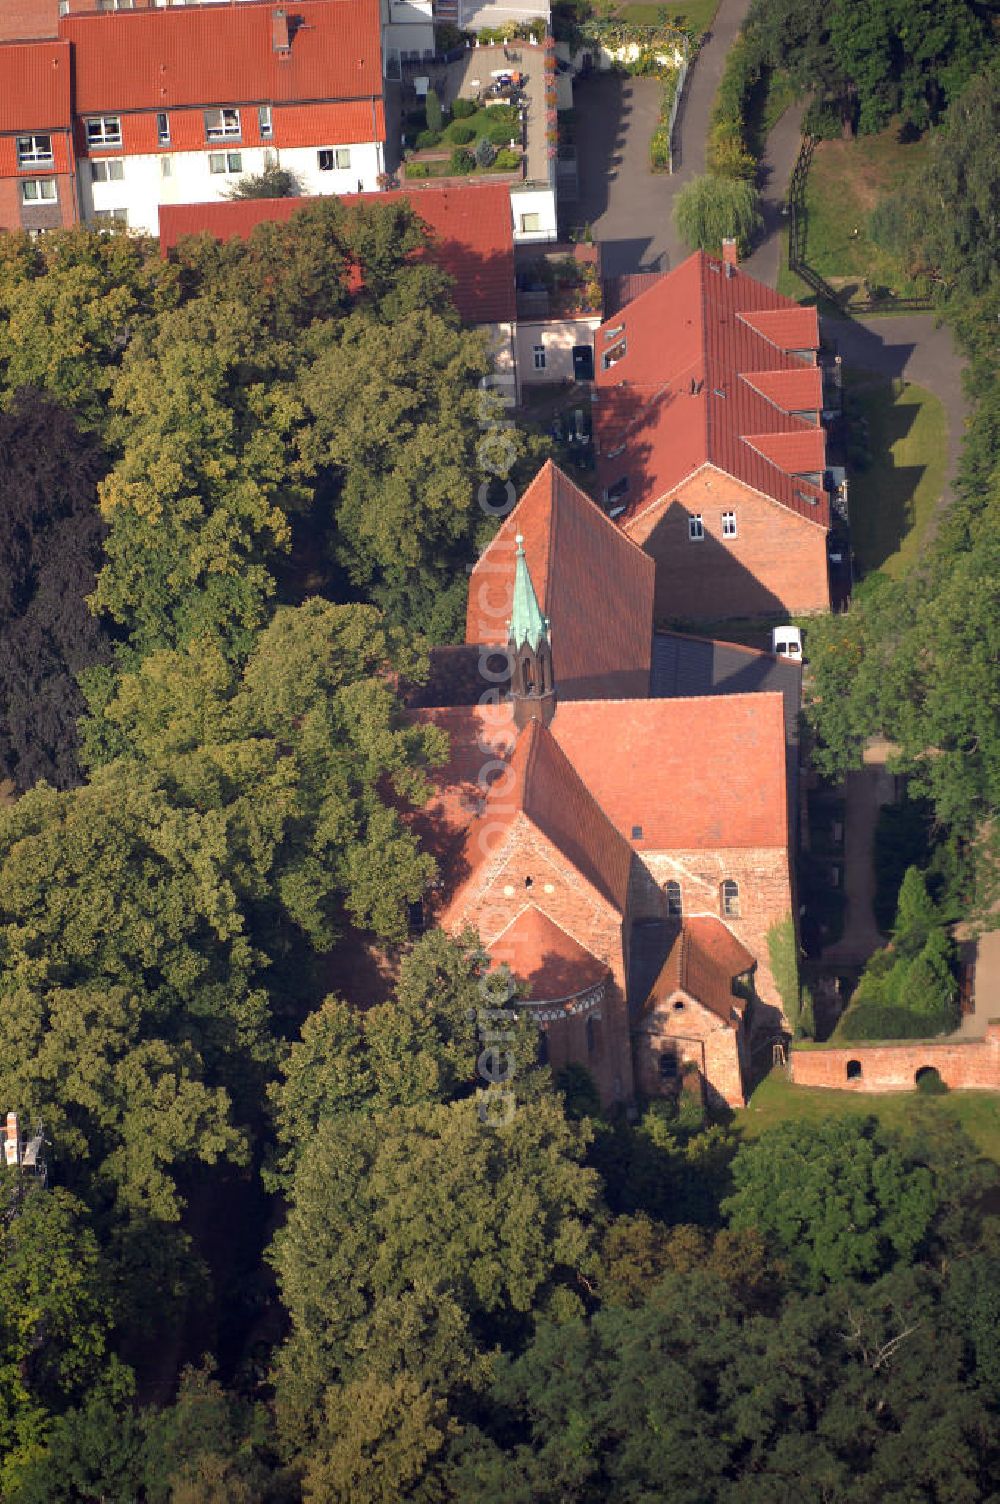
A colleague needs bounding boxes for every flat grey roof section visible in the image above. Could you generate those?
[651,631,801,748]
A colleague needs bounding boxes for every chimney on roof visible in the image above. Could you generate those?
[721,237,738,272]
[272,7,291,53]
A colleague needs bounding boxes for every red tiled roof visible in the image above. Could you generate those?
[0,38,70,131]
[743,428,826,474]
[594,252,829,528]
[741,367,823,413]
[736,306,819,353]
[466,460,655,699]
[487,905,609,1002]
[62,0,383,114]
[441,719,635,919]
[550,693,788,850]
[645,917,754,1022]
[411,690,787,857]
[158,184,515,325]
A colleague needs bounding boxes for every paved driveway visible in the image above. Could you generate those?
[572,0,753,276]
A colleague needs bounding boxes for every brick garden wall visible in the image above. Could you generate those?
[790,1022,1000,1092]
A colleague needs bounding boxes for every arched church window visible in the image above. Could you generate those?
[522,658,535,695]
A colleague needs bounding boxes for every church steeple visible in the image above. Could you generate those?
[509,534,556,729]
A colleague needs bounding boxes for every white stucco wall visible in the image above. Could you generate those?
[79,142,384,235]
[510,185,556,243]
[515,315,598,383]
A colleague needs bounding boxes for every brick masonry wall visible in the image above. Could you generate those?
[790,1023,1000,1092]
[636,987,746,1107]
[444,813,636,1102]
[0,0,57,39]
[642,846,794,1014]
[624,467,830,621]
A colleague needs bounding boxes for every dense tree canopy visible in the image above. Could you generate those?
[0,392,111,792]
[744,0,988,135]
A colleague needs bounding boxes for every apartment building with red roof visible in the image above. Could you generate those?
[595,249,832,623]
[0,0,388,235]
[407,459,797,1110]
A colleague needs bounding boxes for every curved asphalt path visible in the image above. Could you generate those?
[572,0,753,276]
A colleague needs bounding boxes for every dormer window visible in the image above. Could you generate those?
[16,135,52,167]
[204,107,241,141]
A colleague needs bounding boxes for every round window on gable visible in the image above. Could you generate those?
[673,1000,685,1011]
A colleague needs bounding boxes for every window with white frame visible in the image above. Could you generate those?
[85,116,122,147]
[160,156,172,178]
[532,345,546,370]
[519,211,541,233]
[208,151,243,174]
[93,207,128,226]
[204,107,241,140]
[721,879,740,918]
[21,179,57,203]
[688,513,704,541]
[91,158,124,182]
[602,338,626,370]
[665,880,682,917]
[16,135,53,167]
[157,112,170,145]
[317,147,350,171]
[722,510,737,538]
[258,105,273,138]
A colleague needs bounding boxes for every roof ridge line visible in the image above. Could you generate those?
[697,256,712,465]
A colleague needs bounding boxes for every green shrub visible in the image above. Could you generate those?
[425,87,443,134]
[489,119,518,145]
[873,801,932,933]
[767,915,801,1032]
[555,1063,601,1120]
[448,122,476,145]
[475,136,497,168]
[451,97,477,119]
[449,147,475,175]
[916,1067,949,1095]
[415,129,441,150]
[486,102,520,124]
[406,162,430,179]
[835,999,956,1041]
[494,148,521,170]
[650,125,671,172]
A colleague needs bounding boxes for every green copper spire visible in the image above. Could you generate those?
[509,534,548,652]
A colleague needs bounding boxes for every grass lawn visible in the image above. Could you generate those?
[846,374,948,578]
[615,0,719,29]
[738,1070,1000,1163]
[795,125,928,301]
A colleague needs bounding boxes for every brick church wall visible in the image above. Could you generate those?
[445,814,636,1102]
[641,846,793,1013]
[790,1023,1000,1093]
[624,468,830,623]
[636,987,746,1108]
